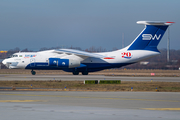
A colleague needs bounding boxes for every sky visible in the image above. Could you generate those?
[0,0,179,51]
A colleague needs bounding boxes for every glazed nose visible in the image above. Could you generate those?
[2,59,7,65]
[2,59,10,68]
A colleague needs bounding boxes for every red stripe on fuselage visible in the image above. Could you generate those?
[166,22,175,23]
[103,57,114,59]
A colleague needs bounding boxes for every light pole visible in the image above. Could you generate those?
[167,27,170,62]
[122,33,124,48]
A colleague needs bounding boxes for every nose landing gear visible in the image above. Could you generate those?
[31,70,36,75]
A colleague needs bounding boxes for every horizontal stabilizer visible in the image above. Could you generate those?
[137,21,174,26]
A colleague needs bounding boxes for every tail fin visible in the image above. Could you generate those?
[128,21,174,52]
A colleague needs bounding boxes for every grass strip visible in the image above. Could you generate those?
[0,80,180,92]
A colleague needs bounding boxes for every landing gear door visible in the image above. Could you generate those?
[30,58,35,67]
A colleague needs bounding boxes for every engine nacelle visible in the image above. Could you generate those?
[48,58,80,68]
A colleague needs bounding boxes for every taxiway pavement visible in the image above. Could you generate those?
[0,91,180,120]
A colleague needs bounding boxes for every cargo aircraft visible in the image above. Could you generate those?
[2,21,174,75]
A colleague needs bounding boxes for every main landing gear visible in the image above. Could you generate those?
[73,71,79,75]
[72,71,89,75]
[31,70,36,75]
[82,71,88,75]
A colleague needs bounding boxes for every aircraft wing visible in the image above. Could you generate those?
[54,49,106,59]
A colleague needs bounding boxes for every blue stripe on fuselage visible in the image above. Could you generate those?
[25,62,133,72]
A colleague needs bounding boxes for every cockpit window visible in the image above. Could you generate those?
[11,54,18,57]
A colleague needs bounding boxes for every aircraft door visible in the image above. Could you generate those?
[30,58,36,67]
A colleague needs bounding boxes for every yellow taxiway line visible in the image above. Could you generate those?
[0,100,42,102]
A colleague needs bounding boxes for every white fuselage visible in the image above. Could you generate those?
[2,47,159,70]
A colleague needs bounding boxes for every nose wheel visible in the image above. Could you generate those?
[31,70,36,75]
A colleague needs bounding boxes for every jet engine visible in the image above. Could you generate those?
[48,58,80,68]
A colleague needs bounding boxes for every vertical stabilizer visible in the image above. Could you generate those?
[128,21,174,52]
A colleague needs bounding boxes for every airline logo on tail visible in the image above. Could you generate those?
[142,34,161,40]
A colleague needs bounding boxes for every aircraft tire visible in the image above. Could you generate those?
[31,70,36,75]
[73,71,79,75]
[82,71,88,75]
